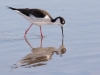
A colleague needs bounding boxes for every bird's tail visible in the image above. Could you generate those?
[7,6,16,10]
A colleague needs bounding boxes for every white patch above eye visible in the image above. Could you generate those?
[62,21,65,23]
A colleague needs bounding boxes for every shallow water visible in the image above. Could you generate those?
[0,0,100,75]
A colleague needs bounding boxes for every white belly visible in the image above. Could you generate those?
[15,10,53,26]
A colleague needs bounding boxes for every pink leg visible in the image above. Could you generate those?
[24,23,33,37]
[39,26,43,37]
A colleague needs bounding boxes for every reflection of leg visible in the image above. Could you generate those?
[40,37,43,47]
[24,37,33,48]
[39,26,43,37]
[24,23,33,37]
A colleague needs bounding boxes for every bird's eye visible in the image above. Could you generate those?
[62,21,65,24]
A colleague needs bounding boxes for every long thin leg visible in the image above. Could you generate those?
[39,26,43,37]
[24,23,33,37]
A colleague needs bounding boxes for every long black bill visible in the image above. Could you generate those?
[61,26,64,37]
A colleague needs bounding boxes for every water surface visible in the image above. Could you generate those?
[0,0,100,75]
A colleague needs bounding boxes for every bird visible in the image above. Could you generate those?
[7,6,65,37]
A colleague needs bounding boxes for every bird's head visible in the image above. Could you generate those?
[53,16,65,26]
[52,16,65,36]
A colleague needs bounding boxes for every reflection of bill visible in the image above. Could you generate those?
[13,37,66,68]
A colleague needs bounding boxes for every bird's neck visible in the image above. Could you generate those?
[51,17,60,25]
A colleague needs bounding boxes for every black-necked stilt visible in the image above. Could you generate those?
[7,6,65,37]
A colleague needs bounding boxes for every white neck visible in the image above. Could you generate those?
[53,18,61,25]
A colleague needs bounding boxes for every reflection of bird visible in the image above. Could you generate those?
[13,37,66,68]
[7,6,65,37]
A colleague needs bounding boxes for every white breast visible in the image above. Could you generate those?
[15,10,53,26]
[30,14,52,25]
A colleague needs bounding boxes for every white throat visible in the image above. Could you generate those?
[53,18,61,25]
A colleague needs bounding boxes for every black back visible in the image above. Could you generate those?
[8,7,53,19]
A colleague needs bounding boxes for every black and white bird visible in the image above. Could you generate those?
[7,6,65,37]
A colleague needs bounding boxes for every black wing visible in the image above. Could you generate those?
[17,9,46,18]
[7,6,53,19]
